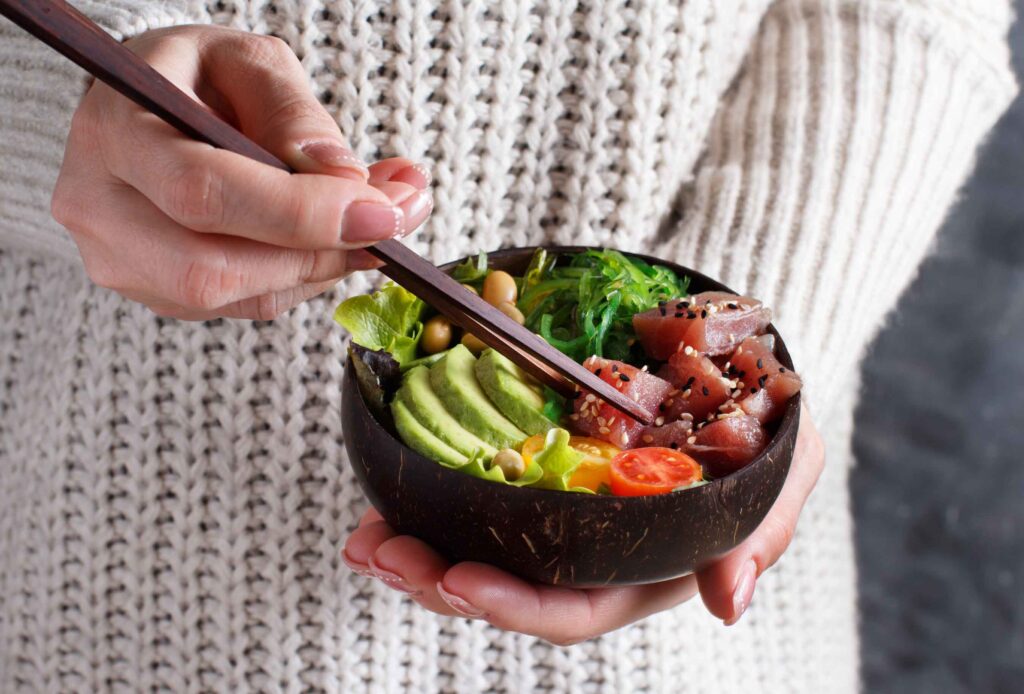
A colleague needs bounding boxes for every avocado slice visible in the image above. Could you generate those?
[475,349,555,436]
[397,366,498,460]
[429,344,527,449]
[391,398,467,467]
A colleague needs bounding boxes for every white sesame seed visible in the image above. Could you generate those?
[686,436,696,444]
[599,426,610,435]
[682,388,691,398]
[655,417,665,426]
[585,394,596,403]
[683,345,695,355]
[643,435,654,444]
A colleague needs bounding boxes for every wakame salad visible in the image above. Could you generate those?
[336,249,802,497]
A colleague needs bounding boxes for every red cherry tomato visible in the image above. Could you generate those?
[609,448,703,496]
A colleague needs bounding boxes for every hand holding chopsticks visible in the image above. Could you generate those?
[0,0,653,423]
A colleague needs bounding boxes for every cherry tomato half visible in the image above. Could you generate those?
[609,447,703,497]
[521,434,620,492]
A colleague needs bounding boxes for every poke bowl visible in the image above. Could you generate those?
[340,246,800,587]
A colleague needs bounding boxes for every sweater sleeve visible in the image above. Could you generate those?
[656,0,1017,416]
[0,1,211,262]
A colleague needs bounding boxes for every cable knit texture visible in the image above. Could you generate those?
[0,0,1016,692]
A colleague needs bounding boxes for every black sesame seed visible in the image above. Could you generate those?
[658,300,667,307]
[700,309,707,319]
[758,375,767,388]
[750,387,758,394]
[687,311,697,319]
[595,368,602,377]
[670,442,679,449]
[611,364,618,373]
[658,403,666,412]
[675,311,685,318]
[660,307,667,316]
[686,376,696,386]
[620,374,631,382]
[779,367,787,373]
[756,358,763,369]
[681,301,690,308]
[727,303,738,310]
[701,386,710,396]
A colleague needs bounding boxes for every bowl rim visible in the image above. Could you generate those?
[348,244,799,504]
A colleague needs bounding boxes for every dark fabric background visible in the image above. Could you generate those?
[852,5,1024,693]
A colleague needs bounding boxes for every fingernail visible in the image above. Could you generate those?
[368,557,421,596]
[341,548,375,578]
[436,582,486,618]
[389,163,432,189]
[299,140,368,178]
[398,190,433,236]
[341,202,404,244]
[724,560,757,626]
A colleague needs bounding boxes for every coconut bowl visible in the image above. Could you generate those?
[342,246,799,587]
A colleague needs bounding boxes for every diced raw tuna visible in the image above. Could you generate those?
[571,357,673,448]
[727,335,802,424]
[682,414,768,477]
[632,292,772,359]
[657,347,732,422]
[636,418,695,449]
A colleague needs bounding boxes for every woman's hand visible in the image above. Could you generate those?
[51,26,432,320]
[343,404,823,644]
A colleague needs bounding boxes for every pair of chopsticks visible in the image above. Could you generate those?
[0,0,653,424]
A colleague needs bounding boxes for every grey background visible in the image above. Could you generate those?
[852,4,1024,693]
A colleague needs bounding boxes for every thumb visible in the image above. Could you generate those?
[696,404,824,624]
[197,31,368,180]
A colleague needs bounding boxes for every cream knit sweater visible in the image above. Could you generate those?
[0,1,1016,692]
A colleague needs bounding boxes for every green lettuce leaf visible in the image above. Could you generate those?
[441,448,543,487]
[334,284,425,365]
[530,428,586,491]
[452,251,490,284]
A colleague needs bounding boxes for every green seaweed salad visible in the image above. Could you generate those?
[335,248,698,494]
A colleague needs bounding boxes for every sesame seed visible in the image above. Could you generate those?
[655,417,665,426]
[658,403,667,412]
[756,358,763,370]
[660,307,667,316]
[682,388,691,398]
[736,347,744,355]
[597,417,606,427]
[779,367,787,373]
[686,376,696,386]
[599,426,610,435]
[687,436,696,445]
[683,345,695,355]
[643,435,654,444]
[620,374,631,382]
[750,387,758,394]
[758,375,768,388]
[687,311,697,319]
[658,300,667,307]
[641,365,648,372]
[611,364,618,373]
[670,442,679,449]
[697,422,705,430]
[731,389,741,398]
[727,303,738,310]
[702,386,710,396]
[595,368,602,377]
[700,310,707,319]
[664,398,674,407]
[585,394,596,403]
[674,311,684,318]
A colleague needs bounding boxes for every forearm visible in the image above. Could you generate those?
[657,0,1017,414]
[0,2,210,261]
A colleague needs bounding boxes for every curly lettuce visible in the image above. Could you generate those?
[334,284,425,366]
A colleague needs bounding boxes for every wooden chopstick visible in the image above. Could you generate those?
[0,0,654,425]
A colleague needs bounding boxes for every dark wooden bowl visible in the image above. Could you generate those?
[342,246,799,587]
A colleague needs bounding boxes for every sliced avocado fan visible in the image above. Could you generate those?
[475,349,555,436]
[429,344,527,449]
[396,366,499,460]
[391,398,467,467]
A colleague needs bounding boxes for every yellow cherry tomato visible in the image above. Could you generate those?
[521,434,620,492]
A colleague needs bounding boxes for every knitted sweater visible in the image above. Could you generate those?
[0,1,1016,692]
